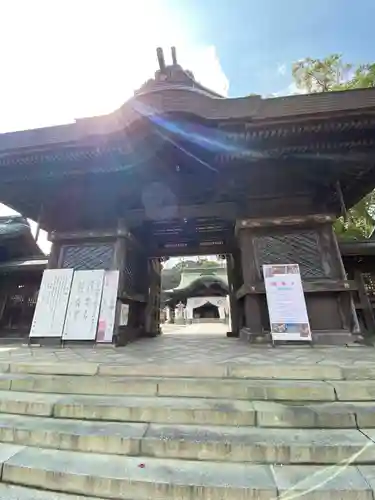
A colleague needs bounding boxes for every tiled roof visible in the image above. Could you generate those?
[0,84,374,156]
[0,216,30,238]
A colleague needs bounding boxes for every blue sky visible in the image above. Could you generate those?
[165,0,375,96]
[1,0,373,134]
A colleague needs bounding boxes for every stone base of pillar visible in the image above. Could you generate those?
[239,327,362,346]
[115,326,144,346]
[240,327,271,344]
[312,331,363,346]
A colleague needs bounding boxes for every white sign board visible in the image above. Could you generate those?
[63,270,104,341]
[96,271,119,343]
[29,269,74,338]
[263,264,312,342]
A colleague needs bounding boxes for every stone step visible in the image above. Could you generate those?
[1,445,374,499]
[141,423,375,465]
[0,413,373,464]
[0,373,338,400]
[0,484,103,499]
[1,359,375,380]
[6,360,371,380]
[7,361,344,380]
[0,390,256,425]
[5,372,375,402]
[256,400,375,428]
[1,390,375,428]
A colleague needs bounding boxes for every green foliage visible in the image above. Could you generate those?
[291,54,375,239]
[334,193,375,240]
[292,54,375,94]
[292,54,351,93]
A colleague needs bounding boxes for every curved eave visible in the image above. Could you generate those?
[0,258,47,274]
[1,87,375,157]
[165,275,229,298]
[0,217,31,239]
[0,217,43,259]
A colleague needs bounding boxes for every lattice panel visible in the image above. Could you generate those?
[136,258,149,295]
[124,247,137,295]
[123,248,149,296]
[254,231,326,279]
[363,273,375,297]
[60,244,114,270]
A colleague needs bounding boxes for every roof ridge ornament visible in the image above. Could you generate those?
[171,46,177,66]
[156,46,179,72]
[156,47,166,73]
[134,46,222,97]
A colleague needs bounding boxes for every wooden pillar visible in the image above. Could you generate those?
[110,221,127,343]
[34,204,44,244]
[115,223,149,345]
[226,251,243,337]
[325,223,360,334]
[236,223,263,337]
[47,225,148,346]
[235,214,358,345]
[0,280,7,330]
[354,270,375,335]
[46,238,60,269]
[145,258,162,336]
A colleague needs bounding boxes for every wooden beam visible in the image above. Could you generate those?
[49,225,140,245]
[124,202,239,225]
[119,292,147,303]
[149,243,233,258]
[235,213,336,232]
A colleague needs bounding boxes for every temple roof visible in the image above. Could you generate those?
[1,47,375,226]
[0,216,43,262]
[0,257,47,274]
[165,265,229,295]
[0,47,375,156]
[0,87,374,156]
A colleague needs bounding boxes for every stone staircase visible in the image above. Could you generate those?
[0,362,373,498]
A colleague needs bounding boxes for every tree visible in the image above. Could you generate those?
[292,54,375,93]
[334,194,375,240]
[291,54,375,239]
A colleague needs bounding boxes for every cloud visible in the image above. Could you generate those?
[287,82,308,95]
[179,45,229,96]
[0,2,229,133]
[277,63,287,76]
[270,81,308,97]
[0,41,228,254]
[0,0,231,129]
[0,2,230,255]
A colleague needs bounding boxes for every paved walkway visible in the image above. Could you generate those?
[0,322,372,366]
[162,322,229,335]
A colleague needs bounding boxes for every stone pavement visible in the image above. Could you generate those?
[0,323,372,497]
[0,321,371,366]
[162,321,228,335]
